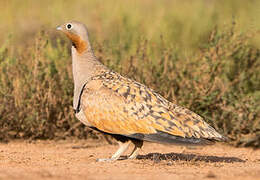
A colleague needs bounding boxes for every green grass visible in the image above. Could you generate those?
[0,0,259,147]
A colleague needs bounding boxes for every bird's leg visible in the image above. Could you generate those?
[128,140,143,159]
[96,140,131,162]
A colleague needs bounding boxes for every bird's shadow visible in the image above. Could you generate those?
[136,152,245,163]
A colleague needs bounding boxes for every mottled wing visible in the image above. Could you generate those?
[79,71,225,144]
[80,78,156,135]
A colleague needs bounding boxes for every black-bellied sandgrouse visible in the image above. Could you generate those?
[57,21,226,162]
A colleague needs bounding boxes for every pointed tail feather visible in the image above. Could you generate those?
[128,130,227,146]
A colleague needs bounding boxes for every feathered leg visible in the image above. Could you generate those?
[96,140,131,162]
[128,139,143,159]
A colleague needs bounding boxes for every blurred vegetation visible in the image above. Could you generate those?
[0,0,259,147]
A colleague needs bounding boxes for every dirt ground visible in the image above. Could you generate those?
[0,140,259,180]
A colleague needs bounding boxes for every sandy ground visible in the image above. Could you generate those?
[0,140,259,180]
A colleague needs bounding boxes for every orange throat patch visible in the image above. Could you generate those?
[65,32,87,54]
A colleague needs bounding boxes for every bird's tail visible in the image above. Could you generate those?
[128,130,227,146]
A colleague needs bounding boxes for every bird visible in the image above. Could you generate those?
[56,21,226,162]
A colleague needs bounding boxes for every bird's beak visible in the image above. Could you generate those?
[56,26,62,31]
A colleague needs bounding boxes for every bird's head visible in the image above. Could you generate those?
[57,21,89,54]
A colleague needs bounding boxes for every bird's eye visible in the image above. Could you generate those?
[66,23,73,30]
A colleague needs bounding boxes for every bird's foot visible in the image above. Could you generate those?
[127,155,138,160]
[96,156,127,162]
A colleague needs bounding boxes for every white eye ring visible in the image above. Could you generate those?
[66,23,73,30]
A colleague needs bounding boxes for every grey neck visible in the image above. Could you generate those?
[71,46,104,110]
